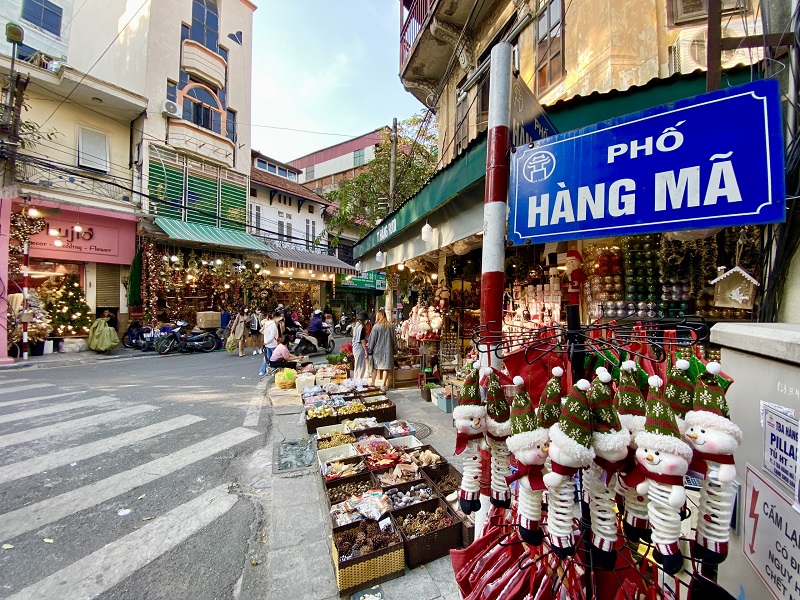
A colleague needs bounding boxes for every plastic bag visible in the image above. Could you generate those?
[225,333,237,353]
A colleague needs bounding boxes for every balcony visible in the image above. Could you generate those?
[168,119,235,168]
[399,0,500,106]
[15,157,133,205]
[182,40,227,90]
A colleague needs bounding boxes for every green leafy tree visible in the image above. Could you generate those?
[323,111,438,244]
[38,275,94,337]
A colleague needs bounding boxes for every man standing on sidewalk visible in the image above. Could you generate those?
[260,310,281,380]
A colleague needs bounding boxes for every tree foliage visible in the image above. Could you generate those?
[323,111,438,244]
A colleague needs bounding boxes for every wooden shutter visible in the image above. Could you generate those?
[95,264,120,307]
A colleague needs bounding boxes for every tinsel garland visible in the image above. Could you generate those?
[9,211,45,254]
[659,236,718,296]
[142,242,160,328]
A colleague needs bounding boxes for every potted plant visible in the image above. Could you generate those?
[421,382,441,402]
[326,352,345,364]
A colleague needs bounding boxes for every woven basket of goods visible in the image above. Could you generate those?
[393,498,462,568]
[331,519,405,595]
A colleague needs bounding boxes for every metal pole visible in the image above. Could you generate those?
[389,117,397,212]
[706,0,722,92]
[22,241,28,360]
[480,43,512,372]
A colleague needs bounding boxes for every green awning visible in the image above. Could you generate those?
[153,217,271,252]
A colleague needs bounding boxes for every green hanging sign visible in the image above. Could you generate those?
[337,272,387,290]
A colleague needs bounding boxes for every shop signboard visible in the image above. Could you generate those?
[743,464,800,600]
[338,272,387,291]
[764,405,798,493]
[511,73,558,146]
[508,79,785,245]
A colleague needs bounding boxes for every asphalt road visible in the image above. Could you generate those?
[0,348,292,600]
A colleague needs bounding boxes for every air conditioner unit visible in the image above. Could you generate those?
[161,98,182,119]
[670,20,764,75]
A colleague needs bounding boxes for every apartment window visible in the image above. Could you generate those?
[250,187,257,197]
[308,205,314,214]
[288,172,297,181]
[306,219,311,248]
[534,0,564,95]
[354,148,365,167]
[166,81,177,102]
[182,83,223,134]
[22,0,62,36]
[671,0,746,24]
[306,165,315,181]
[77,126,109,173]
[253,205,261,232]
[278,167,288,178]
[268,163,277,174]
[277,211,292,241]
[256,158,267,171]
[455,80,469,155]
[191,0,218,52]
[225,109,236,142]
[181,23,190,42]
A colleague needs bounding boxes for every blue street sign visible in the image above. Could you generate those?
[508,79,786,245]
[511,74,558,145]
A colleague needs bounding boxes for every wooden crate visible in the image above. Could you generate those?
[331,520,405,596]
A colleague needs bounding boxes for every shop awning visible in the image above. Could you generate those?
[267,246,359,275]
[153,217,270,252]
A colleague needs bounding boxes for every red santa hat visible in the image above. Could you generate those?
[566,249,583,263]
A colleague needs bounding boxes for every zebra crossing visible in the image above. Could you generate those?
[0,374,261,599]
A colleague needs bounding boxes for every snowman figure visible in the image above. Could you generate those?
[586,367,631,569]
[664,358,695,434]
[684,361,742,566]
[543,378,595,556]
[631,376,694,575]
[453,365,487,514]
[614,360,651,544]
[483,369,513,508]
[506,369,563,545]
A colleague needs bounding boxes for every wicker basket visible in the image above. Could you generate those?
[331,520,405,596]
[423,462,462,496]
[393,497,462,568]
[325,471,378,508]
[305,414,338,435]
[368,402,397,422]
[321,455,368,486]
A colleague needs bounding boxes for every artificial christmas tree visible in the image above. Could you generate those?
[38,275,94,337]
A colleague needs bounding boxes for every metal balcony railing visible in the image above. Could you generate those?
[400,0,435,68]
[15,159,133,203]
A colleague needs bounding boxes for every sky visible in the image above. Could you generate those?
[249,1,424,164]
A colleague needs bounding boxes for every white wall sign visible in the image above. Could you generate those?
[744,465,800,600]
[764,406,799,492]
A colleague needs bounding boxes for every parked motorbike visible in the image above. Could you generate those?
[158,320,219,355]
[333,313,354,336]
[121,320,143,348]
[292,324,335,355]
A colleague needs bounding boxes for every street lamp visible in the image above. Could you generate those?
[3,23,24,127]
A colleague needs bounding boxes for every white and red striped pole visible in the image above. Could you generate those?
[480,42,512,370]
[474,42,513,536]
[22,241,29,360]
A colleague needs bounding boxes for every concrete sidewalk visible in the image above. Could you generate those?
[255,382,462,600]
[0,346,168,369]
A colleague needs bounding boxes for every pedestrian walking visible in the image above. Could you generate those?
[260,310,282,380]
[230,306,247,357]
[352,311,368,381]
[250,307,263,355]
[368,309,395,391]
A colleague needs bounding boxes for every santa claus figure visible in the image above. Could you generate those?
[684,361,742,567]
[564,249,587,306]
[632,376,693,575]
[453,365,487,514]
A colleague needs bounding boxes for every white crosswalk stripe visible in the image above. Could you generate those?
[0,396,116,424]
[0,404,159,449]
[0,415,206,484]
[0,379,30,386]
[5,485,238,600]
[0,383,54,396]
[0,391,86,407]
[0,427,259,541]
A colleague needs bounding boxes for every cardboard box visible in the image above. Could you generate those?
[196,311,220,328]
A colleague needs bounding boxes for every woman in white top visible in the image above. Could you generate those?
[351,311,368,380]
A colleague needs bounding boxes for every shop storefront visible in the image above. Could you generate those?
[331,272,387,321]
